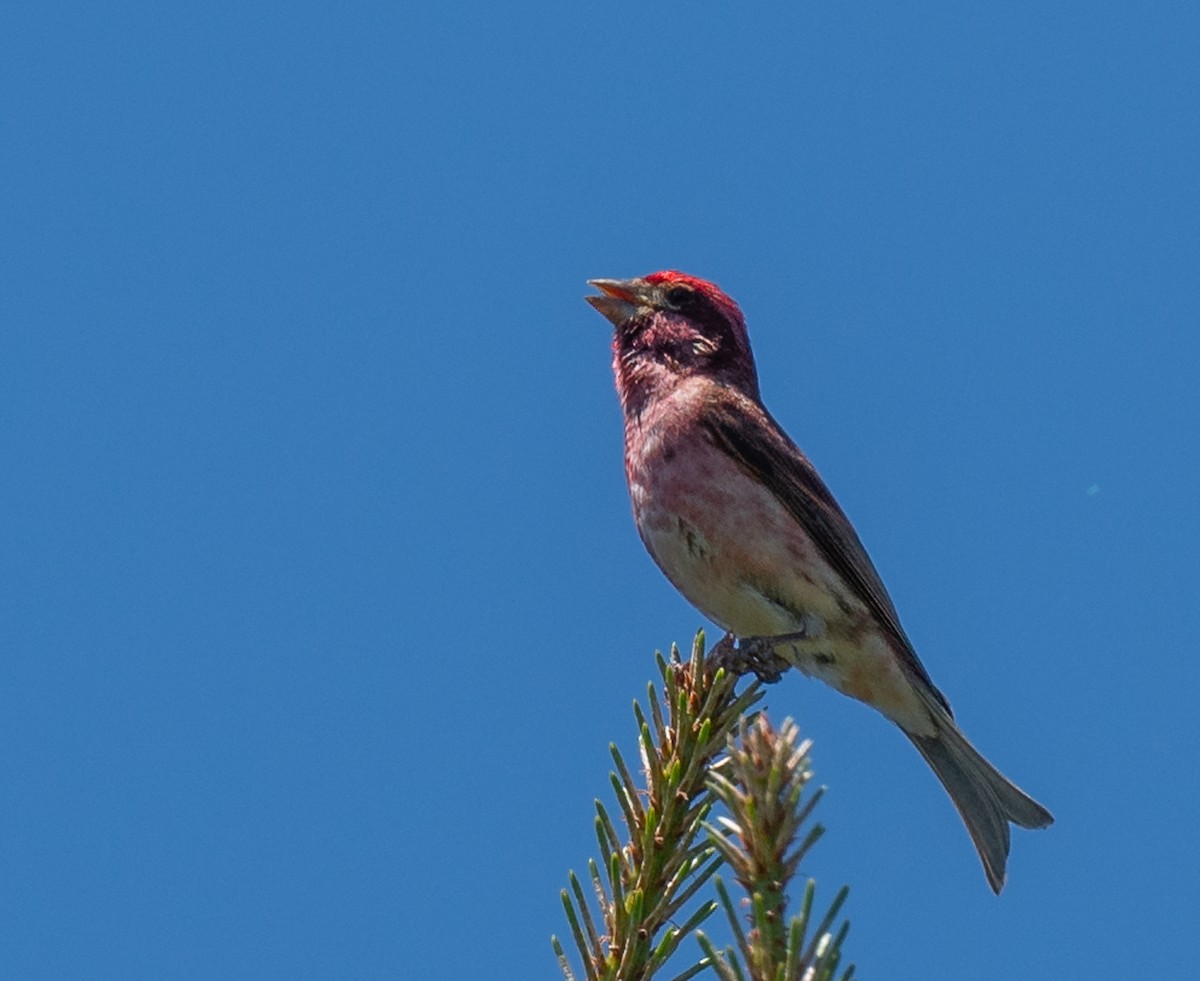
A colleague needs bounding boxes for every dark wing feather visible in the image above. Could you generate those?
[703,392,952,715]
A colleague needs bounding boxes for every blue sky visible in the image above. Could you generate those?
[2,2,1197,977]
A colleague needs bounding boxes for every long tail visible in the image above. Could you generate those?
[907,717,1053,893]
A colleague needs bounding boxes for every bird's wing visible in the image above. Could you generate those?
[703,392,952,715]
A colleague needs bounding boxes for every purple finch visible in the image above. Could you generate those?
[587,270,1052,893]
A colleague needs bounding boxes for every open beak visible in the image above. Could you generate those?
[586,278,647,327]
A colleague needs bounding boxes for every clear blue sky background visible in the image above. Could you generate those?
[3,3,1197,978]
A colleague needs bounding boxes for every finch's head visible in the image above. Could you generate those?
[586,271,760,411]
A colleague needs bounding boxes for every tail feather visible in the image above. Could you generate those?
[907,719,1053,893]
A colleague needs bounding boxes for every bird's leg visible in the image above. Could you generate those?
[737,632,801,683]
[708,631,796,684]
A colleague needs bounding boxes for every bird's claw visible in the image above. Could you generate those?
[708,631,793,684]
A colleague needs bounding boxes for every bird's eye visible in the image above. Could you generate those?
[665,286,692,307]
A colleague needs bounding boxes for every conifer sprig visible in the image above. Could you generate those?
[554,634,762,980]
[553,635,854,981]
[699,717,853,981]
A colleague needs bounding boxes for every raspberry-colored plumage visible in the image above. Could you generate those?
[587,270,1052,892]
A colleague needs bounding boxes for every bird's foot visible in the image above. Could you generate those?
[708,631,796,684]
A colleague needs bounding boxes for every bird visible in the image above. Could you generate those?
[586,270,1053,893]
